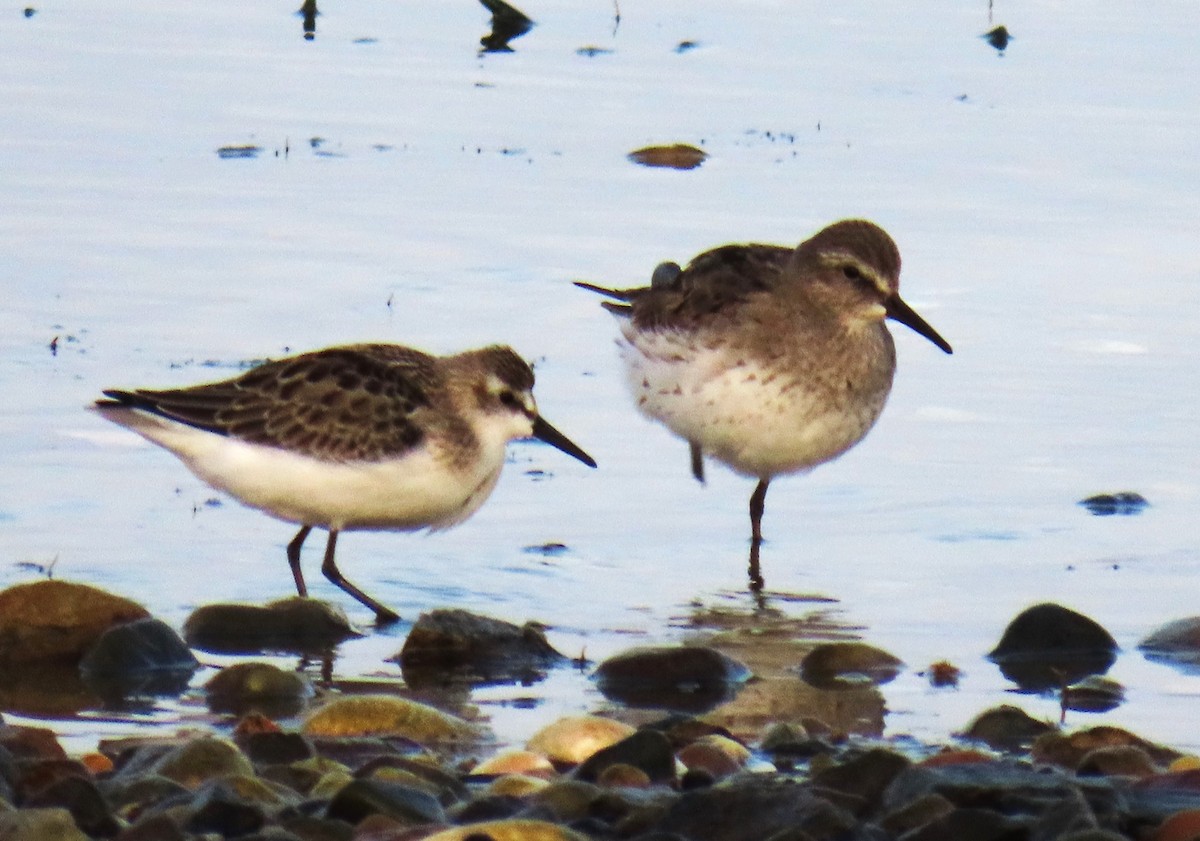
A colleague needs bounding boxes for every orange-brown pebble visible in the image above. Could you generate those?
[919,749,995,768]
[81,752,114,775]
[471,749,556,778]
[925,660,962,687]
[1152,808,1200,841]
[233,712,282,738]
[677,736,748,779]
[526,715,636,765]
[1171,756,1200,773]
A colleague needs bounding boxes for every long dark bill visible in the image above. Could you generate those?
[531,415,598,468]
[886,295,953,354]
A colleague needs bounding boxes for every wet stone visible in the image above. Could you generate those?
[79,617,197,677]
[206,661,313,718]
[799,642,904,689]
[21,772,120,837]
[988,603,1118,691]
[594,645,750,712]
[325,777,446,826]
[1078,491,1148,516]
[116,812,191,841]
[98,772,191,817]
[239,731,316,766]
[960,704,1058,753]
[1140,617,1200,666]
[148,735,256,788]
[183,598,359,654]
[396,608,565,686]
[811,747,911,813]
[184,781,268,837]
[526,715,636,765]
[303,694,479,743]
[0,724,67,762]
[1063,676,1125,713]
[574,729,676,784]
[0,580,149,666]
[0,806,91,841]
[1032,726,1182,771]
[656,777,856,841]
[899,805,1027,841]
[356,754,468,804]
[78,617,198,701]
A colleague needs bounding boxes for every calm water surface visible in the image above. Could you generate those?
[2,0,1200,752]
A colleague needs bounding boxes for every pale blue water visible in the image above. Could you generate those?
[2,0,1199,753]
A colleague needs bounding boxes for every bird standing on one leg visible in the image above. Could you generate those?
[578,219,951,591]
[94,343,596,622]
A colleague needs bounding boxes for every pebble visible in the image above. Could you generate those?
[0,580,149,666]
[303,694,480,743]
[526,715,636,765]
[988,602,1118,690]
[396,608,565,685]
[183,597,359,654]
[593,645,750,712]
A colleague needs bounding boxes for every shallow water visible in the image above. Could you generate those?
[2,0,1200,754]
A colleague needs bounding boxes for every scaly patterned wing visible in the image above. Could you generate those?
[578,244,792,331]
[100,345,437,462]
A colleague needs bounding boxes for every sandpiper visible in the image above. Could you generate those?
[94,343,596,622]
[577,219,951,590]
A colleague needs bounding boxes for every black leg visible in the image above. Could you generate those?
[748,479,769,592]
[286,525,312,597]
[319,529,400,624]
[690,441,705,484]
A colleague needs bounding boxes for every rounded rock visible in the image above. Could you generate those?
[302,694,479,743]
[0,581,149,666]
[526,715,636,765]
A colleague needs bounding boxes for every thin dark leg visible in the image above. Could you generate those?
[320,529,400,624]
[286,525,312,597]
[747,479,769,592]
[689,441,705,484]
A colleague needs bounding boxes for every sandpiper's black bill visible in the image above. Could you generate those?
[886,295,953,354]
[531,415,597,468]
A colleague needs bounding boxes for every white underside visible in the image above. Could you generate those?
[93,406,509,532]
[616,327,888,480]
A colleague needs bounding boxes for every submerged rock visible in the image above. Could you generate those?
[799,642,904,689]
[1140,617,1200,668]
[988,603,1118,691]
[1078,491,1148,516]
[78,617,198,702]
[204,662,313,718]
[960,704,1058,753]
[183,597,359,654]
[594,645,750,712]
[396,608,565,686]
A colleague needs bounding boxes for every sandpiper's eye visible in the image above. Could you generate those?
[498,389,520,408]
[842,265,863,281]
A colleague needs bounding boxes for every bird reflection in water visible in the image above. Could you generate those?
[298,0,318,41]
